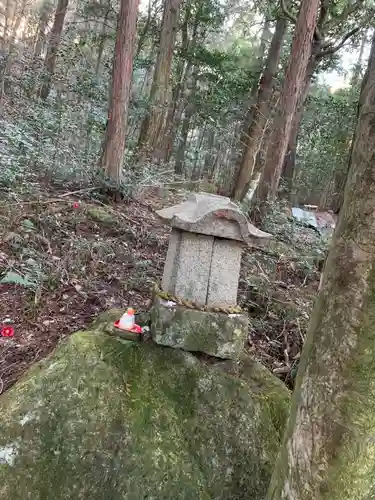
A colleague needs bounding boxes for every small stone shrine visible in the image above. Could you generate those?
[151,193,271,359]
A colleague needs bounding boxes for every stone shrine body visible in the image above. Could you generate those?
[151,192,271,359]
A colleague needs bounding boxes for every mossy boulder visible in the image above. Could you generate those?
[0,310,290,500]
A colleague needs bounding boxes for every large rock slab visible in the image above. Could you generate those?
[0,310,290,500]
[151,296,248,358]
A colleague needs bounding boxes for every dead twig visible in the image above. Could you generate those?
[58,187,99,198]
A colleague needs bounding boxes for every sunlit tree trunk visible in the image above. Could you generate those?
[136,0,182,164]
[38,0,69,99]
[254,0,320,206]
[232,15,287,201]
[100,0,139,184]
[267,31,375,500]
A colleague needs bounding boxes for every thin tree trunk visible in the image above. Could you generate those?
[136,0,182,164]
[38,0,69,99]
[175,103,193,175]
[33,1,52,60]
[95,4,111,76]
[191,124,205,181]
[231,16,287,201]
[100,0,139,184]
[161,57,193,163]
[0,10,22,115]
[135,0,152,58]
[161,1,197,164]
[202,127,215,180]
[140,48,154,94]
[254,0,320,207]
[174,69,197,175]
[83,2,111,163]
[267,31,375,500]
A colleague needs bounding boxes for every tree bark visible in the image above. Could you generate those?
[278,0,364,200]
[95,3,111,76]
[159,0,194,163]
[174,69,197,175]
[191,123,206,181]
[174,101,193,175]
[202,127,215,180]
[33,0,52,60]
[231,16,287,201]
[135,0,153,58]
[136,0,182,164]
[351,28,368,86]
[38,0,69,99]
[281,54,316,193]
[254,0,320,206]
[0,6,22,115]
[100,0,139,184]
[237,17,273,136]
[267,31,375,500]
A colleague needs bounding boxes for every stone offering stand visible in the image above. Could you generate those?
[151,193,271,359]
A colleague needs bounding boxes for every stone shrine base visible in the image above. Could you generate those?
[151,296,248,359]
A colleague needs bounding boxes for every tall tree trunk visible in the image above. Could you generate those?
[161,1,197,164]
[231,16,287,201]
[351,28,368,86]
[38,0,69,99]
[33,0,52,60]
[174,102,193,175]
[191,123,205,181]
[202,127,215,180]
[95,4,111,76]
[266,31,375,500]
[238,17,273,136]
[135,0,152,58]
[281,54,316,193]
[0,8,22,115]
[254,0,320,207]
[100,0,139,184]
[174,69,197,175]
[136,0,182,164]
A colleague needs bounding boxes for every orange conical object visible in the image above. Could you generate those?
[118,308,135,331]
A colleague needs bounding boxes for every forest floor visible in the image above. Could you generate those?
[0,183,326,393]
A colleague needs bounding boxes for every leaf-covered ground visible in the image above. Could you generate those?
[0,184,325,392]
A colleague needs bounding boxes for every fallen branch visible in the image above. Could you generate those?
[58,187,100,197]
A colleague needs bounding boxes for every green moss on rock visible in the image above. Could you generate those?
[0,312,290,500]
[86,206,117,225]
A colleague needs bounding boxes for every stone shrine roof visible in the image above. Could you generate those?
[156,192,271,247]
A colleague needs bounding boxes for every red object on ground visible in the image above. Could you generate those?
[113,320,142,334]
[73,202,80,209]
[1,326,14,337]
